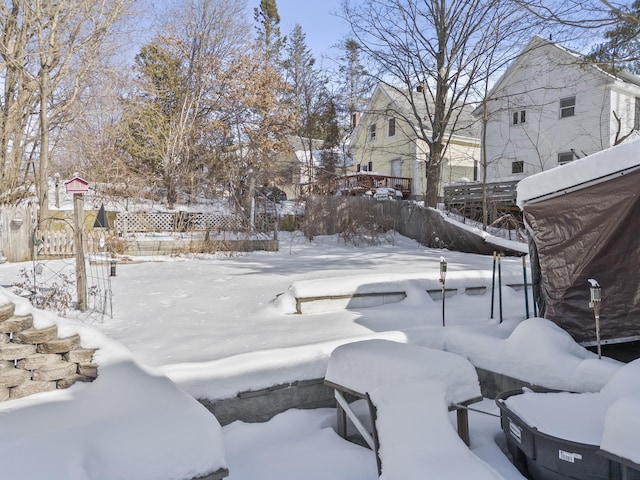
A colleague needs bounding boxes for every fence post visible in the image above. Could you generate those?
[73,194,87,311]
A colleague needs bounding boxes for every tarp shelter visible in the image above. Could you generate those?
[517,139,640,345]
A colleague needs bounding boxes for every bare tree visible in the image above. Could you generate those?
[0,0,134,223]
[341,0,524,207]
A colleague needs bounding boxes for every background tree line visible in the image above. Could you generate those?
[0,0,638,225]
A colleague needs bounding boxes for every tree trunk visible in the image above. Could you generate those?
[38,67,50,225]
[424,141,444,208]
[481,99,489,230]
[424,160,441,208]
[165,169,177,209]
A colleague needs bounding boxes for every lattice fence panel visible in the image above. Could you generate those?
[115,212,244,233]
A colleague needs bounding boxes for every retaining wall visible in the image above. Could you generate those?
[197,368,535,426]
[0,301,97,401]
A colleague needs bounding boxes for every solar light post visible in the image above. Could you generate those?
[588,279,602,359]
[440,257,447,327]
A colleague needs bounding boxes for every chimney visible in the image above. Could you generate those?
[351,112,361,129]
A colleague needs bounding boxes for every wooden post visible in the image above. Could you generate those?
[73,193,87,311]
[457,408,470,446]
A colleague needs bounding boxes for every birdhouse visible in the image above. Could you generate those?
[64,173,89,194]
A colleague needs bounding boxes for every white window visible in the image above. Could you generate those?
[512,110,526,125]
[369,123,377,141]
[560,96,576,118]
[558,151,574,164]
[388,117,396,137]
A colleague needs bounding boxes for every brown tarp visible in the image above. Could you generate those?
[523,168,640,344]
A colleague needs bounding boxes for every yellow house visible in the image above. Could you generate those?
[347,83,480,200]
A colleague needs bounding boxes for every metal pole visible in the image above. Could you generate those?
[595,310,602,360]
[490,251,496,319]
[441,282,446,327]
[498,253,503,324]
[522,256,530,319]
[440,257,447,327]
[589,279,602,360]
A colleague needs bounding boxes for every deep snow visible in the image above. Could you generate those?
[0,232,635,479]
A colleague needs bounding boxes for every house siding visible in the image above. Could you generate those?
[349,84,479,198]
[481,37,640,183]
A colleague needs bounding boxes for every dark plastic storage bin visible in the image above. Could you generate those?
[496,388,640,480]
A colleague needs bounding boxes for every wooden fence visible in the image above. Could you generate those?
[0,204,275,261]
[0,203,39,262]
[444,180,519,205]
[303,195,525,256]
[33,230,114,259]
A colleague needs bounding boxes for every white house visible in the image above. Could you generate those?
[275,136,351,199]
[477,35,640,183]
[348,83,480,199]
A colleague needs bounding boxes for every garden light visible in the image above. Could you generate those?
[588,278,602,359]
[440,257,447,327]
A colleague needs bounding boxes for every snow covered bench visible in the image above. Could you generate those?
[324,340,486,476]
[368,381,502,479]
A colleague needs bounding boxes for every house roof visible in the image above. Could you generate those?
[287,135,351,168]
[352,82,480,145]
[475,35,640,116]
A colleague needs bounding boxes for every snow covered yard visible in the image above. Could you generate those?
[0,232,634,480]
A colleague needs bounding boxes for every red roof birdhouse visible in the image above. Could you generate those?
[64,173,89,194]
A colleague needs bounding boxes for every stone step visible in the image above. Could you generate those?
[0,360,14,371]
[0,368,30,388]
[16,353,61,371]
[14,325,59,344]
[57,373,95,389]
[64,348,97,363]
[77,362,98,378]
[0,333,8,344]
[0,343,37,361]
[10,380,56,400]
[32,362,78,382]
[0,315,34,334]
[0,303,15,322]
[37,334,81,354]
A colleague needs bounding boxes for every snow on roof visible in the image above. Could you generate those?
[325,339,481,405]
[516,138,640,208]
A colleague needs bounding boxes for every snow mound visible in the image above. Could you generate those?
[0,288,226,480]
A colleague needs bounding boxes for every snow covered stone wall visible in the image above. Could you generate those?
[0,301,97,401]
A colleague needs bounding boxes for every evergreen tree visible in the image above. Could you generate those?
[338,38,372,129]
[254,0,286,66]
[318,98,342,193]
[282,24,331,194]
[283,24,327,138]
[589,0,640,74]
[116,42,189,207]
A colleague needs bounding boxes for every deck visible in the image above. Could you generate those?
[334,173,412,198]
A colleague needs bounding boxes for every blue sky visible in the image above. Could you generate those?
[270,0,348,61]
